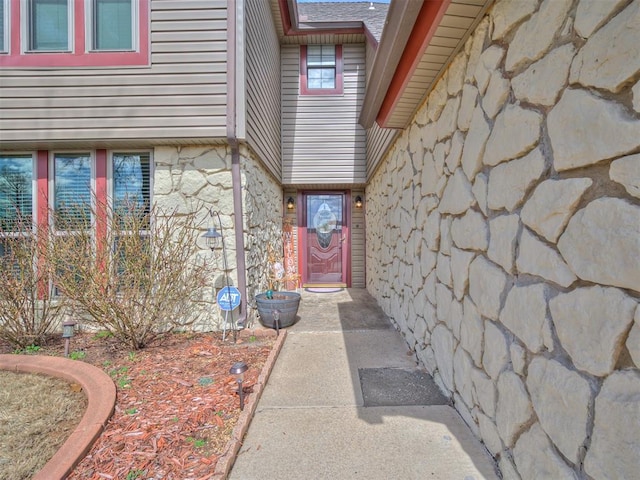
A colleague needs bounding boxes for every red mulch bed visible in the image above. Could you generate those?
[2,330,275,480]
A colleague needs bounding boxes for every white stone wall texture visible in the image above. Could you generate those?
[366,1,640,478]
[154,145,282,330]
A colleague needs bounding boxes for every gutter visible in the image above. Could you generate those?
[227,0,248,327]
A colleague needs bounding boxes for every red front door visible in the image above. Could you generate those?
[300,193,349,286]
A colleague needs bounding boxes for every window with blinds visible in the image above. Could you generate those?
[28,0,70,51]
[54,154,92,231]
[0,0,6,53]
[0,155,33,233]
[92,0,133,51]
[113,152,150,228]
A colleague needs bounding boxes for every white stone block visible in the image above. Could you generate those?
[472,172,488,216]
[472,367,496,418]
[516,228,577,288]
[482,71,510,119]
[461,106,491,181]
[628,307,640,367]
[477,412,503,456]
[487,214,520,274]
[436,283,453,323]
[509,343,526,376]
[454,346,475,407]
[461,296,484,367]
[432,324,455,392]
[550,285,637,377]
[500,283,550,353]
[571,1,640,93]
[483,321,509,380]
[610,153,640,199]
[496,371,534,447]
[512,43,576,106]
[437,96,461,141]
[520,178,592,243]
[451,247,476,301]
[445,131,464,173]
[514,424,579,480]
[451,209,488,251]
[465,17,490,83]
[527,357,591,463]
[483,104,543,168]
[475,46,505,95]
[457,84,478,132]
[487,147,546,212]
[548,89,640,172]
[436,252,452,287]
[469,256,509,321]
[558,197,640,292]
[505,0,573,72]
[439,169,476,215]
[447,52,467,96]
[491,0,538,41]
[574,0,627,38]
[584,371,640,480]
[440,215,452,255]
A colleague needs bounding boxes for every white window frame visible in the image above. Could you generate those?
[22,0,73,53]
[107,150,153,228]
[86,0,138,52]
[0,152,36,237]
[0,0,10,53]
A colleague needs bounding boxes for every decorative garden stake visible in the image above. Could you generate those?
[229,361,249,410]
[62,321,76,357]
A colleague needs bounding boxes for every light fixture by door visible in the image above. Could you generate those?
[355,195,363,208]
[287,197,295,209]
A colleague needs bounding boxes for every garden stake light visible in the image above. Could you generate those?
[62,321,76,357]
[229,361,248,410]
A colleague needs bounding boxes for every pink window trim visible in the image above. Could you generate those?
[300,44,343,96]
[0,0,149,68]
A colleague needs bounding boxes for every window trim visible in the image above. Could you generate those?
[300,44,343,96]
[0,0,149,67]
[107,149,153,219]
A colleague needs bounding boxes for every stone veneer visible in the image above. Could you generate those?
[154,145,282,330]
[366,0,640,478]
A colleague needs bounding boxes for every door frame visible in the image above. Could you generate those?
[298,190,352,287]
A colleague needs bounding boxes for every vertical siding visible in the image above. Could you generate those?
[0,0,228,146]
[351,188,366,288]
[244,0,281,179]
[281,44,367,185]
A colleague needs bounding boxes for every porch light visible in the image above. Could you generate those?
[202,226,222,250]
[62,321,76,357]
[287,197,295,210]
[355,195,363,208]
[230,361,249,410]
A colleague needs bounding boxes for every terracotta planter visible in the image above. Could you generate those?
[255,291,301,329]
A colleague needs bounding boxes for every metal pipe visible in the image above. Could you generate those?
[227,0,248,328]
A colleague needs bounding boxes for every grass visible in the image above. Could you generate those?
[0,371,86,480]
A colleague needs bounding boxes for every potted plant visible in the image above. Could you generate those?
[255,224,301,329]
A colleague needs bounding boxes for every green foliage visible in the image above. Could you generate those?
[186,437,207,449]
[125,408,138,415]
[93,330,113,340]
[125,469,146,480]
[198,377,214,386]
[69,350,86,360]
[13,344,41,355]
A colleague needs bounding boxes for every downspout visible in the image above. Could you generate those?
[227,0,248,326]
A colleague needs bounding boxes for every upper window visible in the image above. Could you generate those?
[0,0,7,53]
[28,0,71,52]
[300,44,343,95]
[0,155,33,232]
[53,153,92,231]
[92,0,134,51]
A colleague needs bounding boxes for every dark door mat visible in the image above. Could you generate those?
[359,368,451,407]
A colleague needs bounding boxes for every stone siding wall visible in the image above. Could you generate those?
[366,1,640,478]
[154,145,282,329]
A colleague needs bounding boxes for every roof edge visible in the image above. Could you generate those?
[358,0,425,129]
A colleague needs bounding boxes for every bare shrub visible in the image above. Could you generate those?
[0,218,68,348]
[51,202,215,349]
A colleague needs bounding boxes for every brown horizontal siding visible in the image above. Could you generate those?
[281,43,367,185]
[0,0,228,149]
[245,0,281,179]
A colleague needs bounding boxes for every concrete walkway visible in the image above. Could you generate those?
[230,289,499,480]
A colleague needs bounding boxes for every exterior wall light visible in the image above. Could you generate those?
[287,197,295,210]
[355,195,363,208]
[62,321,76,357]
[229,361,249,410]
